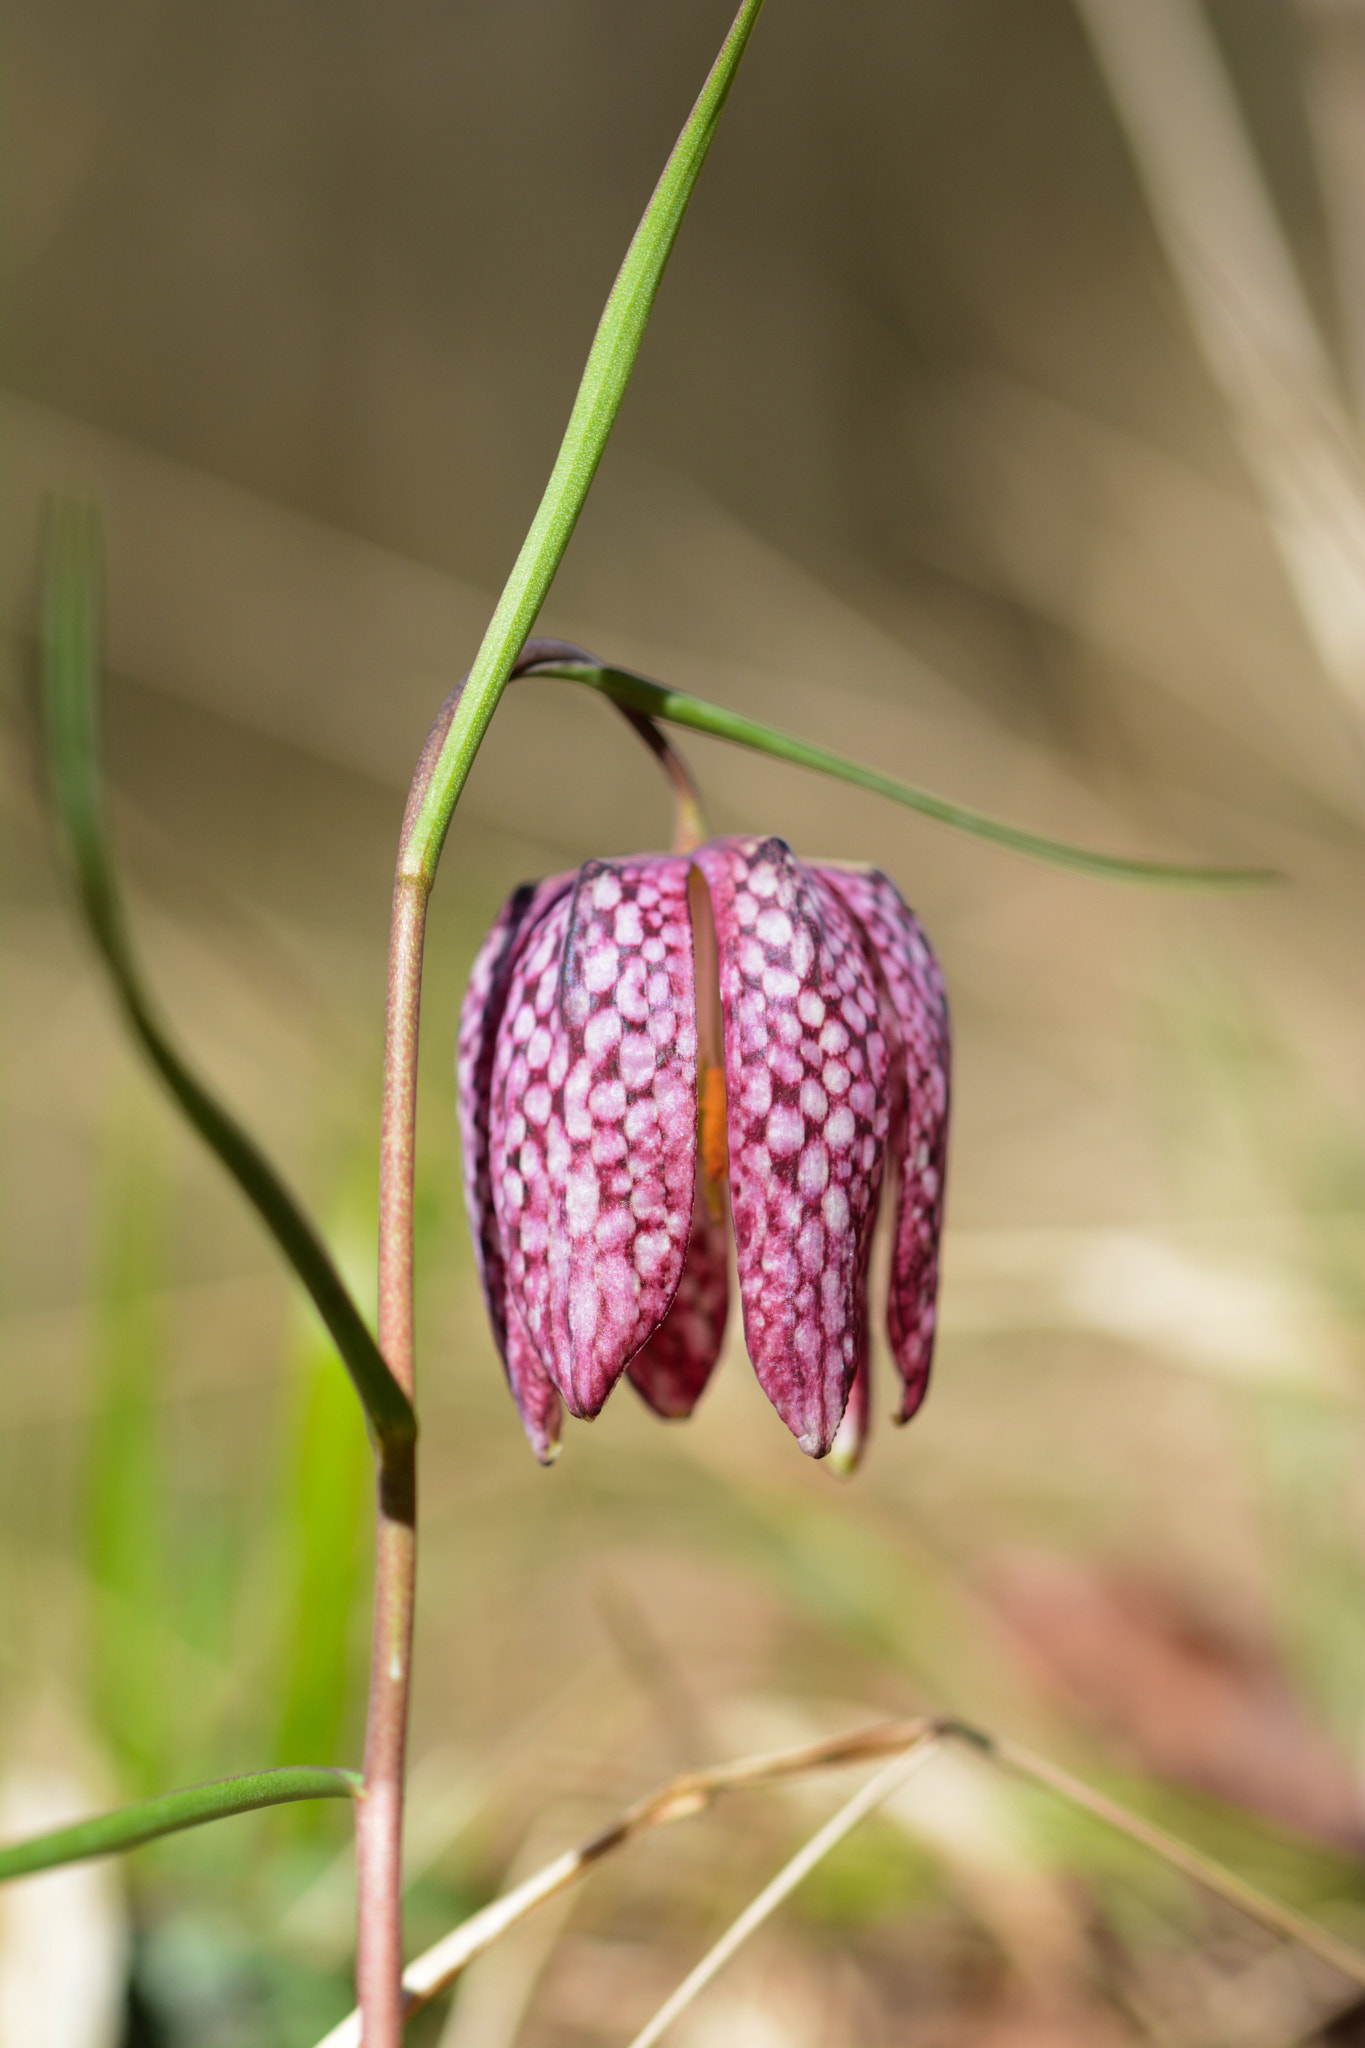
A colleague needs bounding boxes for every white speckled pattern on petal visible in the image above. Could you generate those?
[489,856,699,1419]
[457,874,573,1459]
[696,836,891,1458]
[818,864,951,1423]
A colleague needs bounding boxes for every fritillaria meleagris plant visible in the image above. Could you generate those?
[459,818,950,1471]
[30,6,1284,2041]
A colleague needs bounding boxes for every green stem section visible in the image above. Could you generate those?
[0,1767,360,1883]
[41,503,415,1453]
[399,0,765,886]
[525,659,1276,887]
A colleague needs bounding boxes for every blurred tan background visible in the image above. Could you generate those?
[8,2,1365,2043]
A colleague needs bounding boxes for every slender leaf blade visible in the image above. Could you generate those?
[532,660,1276,887]
[0,1768,361,1883]
[401,0,766,882]
[41,501,415,1447]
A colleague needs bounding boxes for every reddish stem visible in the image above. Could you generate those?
[356,872,425,2046]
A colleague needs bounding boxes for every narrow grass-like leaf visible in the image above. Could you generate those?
[400,0,765,884]
[974,1725,1365,1990]
[310,1715,1365,2047]
[528,659,1276,887]
[0,1767,362,1883]
[41,501,415,1450]
[622,1745,943,2048]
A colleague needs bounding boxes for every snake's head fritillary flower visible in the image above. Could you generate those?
[457,837,949,1468]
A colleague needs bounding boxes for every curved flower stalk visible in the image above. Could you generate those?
[459,834,949,1469]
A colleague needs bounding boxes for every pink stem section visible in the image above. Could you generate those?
[356,873,426,2046]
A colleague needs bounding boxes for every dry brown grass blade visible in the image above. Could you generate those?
[311,1718,935,2047]
[311,1714,1365,2046]
[1297,0,1365,423]
[620,1742,944,2048]
[1074,0,1365,742]
[979,1728,1365,1991]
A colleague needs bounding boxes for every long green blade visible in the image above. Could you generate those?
[41,502,415,1449]
[0,1767,361,1882]
[401,0,765,884]
[531,660,1276,887]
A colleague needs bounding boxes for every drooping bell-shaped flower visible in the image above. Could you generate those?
[457,835,949,1468]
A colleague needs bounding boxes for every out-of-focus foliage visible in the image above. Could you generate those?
[6,2,1365,2043]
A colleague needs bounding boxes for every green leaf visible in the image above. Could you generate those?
[0,1768,361,1883]
[529,660,1277,886]
[41,501,415,1451]
[400,0,766,884]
